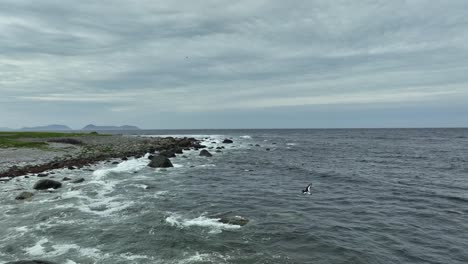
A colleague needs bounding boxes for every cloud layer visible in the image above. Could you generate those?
[1,0,467,128]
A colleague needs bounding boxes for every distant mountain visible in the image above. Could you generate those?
[0,127,12,131]
[81,124,140,131]
[20,124,72,131]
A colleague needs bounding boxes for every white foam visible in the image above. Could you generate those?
[25,238,49,256]
[240,135,252,139]
[173,163,184,168]
[93,154,150,178]
[26,239,108,259]
[177,252,229,264]
[166,214,241,234]
[286,143,297,146]
[120,252,152,261]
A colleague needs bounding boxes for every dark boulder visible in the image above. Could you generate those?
[148,155,173,168]
[218,216,249,226]
[222,139,233,144]
[71,178,85,184]
[193,144,207,150]
[148,155,154,160]
[111,161,119,165]
[63,177,72,181]
[37,173,48,177]
[67,166,75,170]
[148,146,156,153]
[122,157,128,161]
[6,261,58,264]
[159,150,176,158]
[33,179,62,190]
[199,149,213,157]
[177,138,192,148]
[174,148,183,154]
[15,192,34,200]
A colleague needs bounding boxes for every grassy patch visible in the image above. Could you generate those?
[0,131,105,149]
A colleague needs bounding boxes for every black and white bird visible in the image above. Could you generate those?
[302,184,312,194]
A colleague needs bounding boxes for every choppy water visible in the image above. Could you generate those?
[1,128,468,264]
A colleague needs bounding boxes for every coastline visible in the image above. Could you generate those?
[0,134,202,179]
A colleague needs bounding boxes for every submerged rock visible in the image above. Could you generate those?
[15,192,34,200]
[222,139,233,144]
[62,177,71,181]
[37,173,48,177]
[71,178,85,183]
[148,155,173,168]
[33,179,62,190]
[218,216,249,226]
[199,149,213,157]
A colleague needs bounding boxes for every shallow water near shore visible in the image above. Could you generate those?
[1,128,468,263]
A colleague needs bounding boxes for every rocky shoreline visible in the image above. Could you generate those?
[0,135,204,179]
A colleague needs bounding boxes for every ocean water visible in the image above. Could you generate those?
[0,128,467,264]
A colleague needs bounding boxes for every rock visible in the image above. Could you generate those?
[25,176,30,179]
[159,150,176,158]
[71,178,85,183]
[37,173,48,177]
[0,178,11,182]
[215,150,222,153]
[148,146,156,153]
[148,155,154,160]
[122,157,128,161]
[266,148,270,151]
[15,192,34,200]
[255,144,260,147]
[216,147,223,149]
[5,261,58,264]
[218,216,249,226]
[148,155,173,168]
[112,161,119,165]
[222,139,233,144]
[67,166,75,170]
[63,177,72,181]
[199,149,213,157]
[33,179,62,190]
[174,148,183,154]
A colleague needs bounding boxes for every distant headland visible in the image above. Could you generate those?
[0,124,141,131]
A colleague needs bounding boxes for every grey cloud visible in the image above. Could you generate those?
[0,0,467,128]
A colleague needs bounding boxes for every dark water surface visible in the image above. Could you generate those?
[1,129,468,263]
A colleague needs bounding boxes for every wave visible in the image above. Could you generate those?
[93,154,150,178]
[166,213,241,234]
[240,135,252,139]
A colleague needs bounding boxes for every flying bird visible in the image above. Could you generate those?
[302,184,312,194]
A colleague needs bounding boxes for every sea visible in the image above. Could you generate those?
[0,128,467,264]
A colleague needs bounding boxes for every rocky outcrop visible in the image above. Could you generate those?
[15,192,34,200]
[222,139,233,144]
[148,155,173,168]
[0,136,201,179]
[33,179,62,190]
[218,216,249,226]
[199,149,213,157]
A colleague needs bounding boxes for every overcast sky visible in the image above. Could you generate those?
[1,0,467,129]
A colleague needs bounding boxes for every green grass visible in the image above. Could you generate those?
[0,131,105,149]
